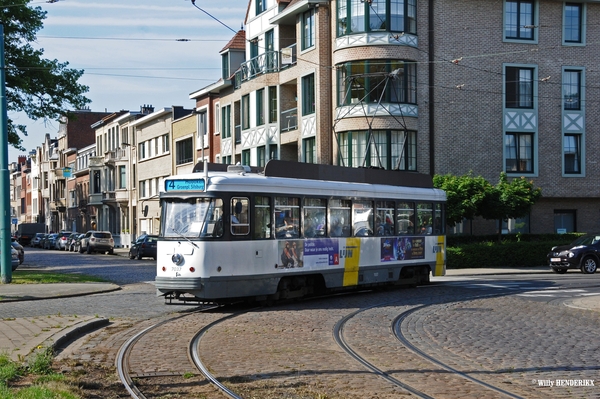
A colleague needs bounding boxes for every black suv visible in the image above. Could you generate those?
[547,234,600,274]
[80,231,114,254]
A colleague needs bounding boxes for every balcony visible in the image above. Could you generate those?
[50,199,66,213]
[88,193,103,206]
[280,108,298,132]
[89,156,104,168]
[234,45,297,88]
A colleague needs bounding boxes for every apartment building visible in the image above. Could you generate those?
[207,0,600,235]
[131,106,193,236]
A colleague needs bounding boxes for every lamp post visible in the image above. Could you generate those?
[0,24,11,283]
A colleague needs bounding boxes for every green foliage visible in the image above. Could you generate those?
[434,172,542,242]
[2,0,91,149]
[26,347,53,375]
[0,354,21,385]
[479,172,542,224]
[432,172,489,226]
[446,233,579,269]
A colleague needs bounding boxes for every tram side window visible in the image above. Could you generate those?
[433,203,445,234]
[397,202,415,235]
[231,197,250,235]
[275,196,299,238]
[375,201,395,236]
[330,199,351,237]
[303,198,326,238]
[417,203,433,235]
[353,200,374,236]
[253,196,271,239]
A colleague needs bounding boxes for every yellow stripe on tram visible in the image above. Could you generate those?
[434,235,446,276]
[343,238,361,286]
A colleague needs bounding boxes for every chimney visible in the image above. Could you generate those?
[140,104,154,114]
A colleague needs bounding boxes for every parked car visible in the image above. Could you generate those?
[1,246,20,271]
[548,234,600,274]
[129,234,158,260]
[66,233,80,251]
[54,231,73,250]
[10,237,24,264]
[43,233,58,249]
[30,233,46,248]
[37,233,49,249]
[10,247,19,271]
[80,231,114,254]
[72,234,85,253]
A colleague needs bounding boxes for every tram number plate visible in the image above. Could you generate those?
[171,266,182,272]
[550,258,561,262]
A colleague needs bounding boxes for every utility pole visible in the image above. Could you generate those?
[0,24,12,283]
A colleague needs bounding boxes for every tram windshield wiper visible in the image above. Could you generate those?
[169,227,199,249]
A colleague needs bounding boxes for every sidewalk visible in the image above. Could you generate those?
[0,263,598,363]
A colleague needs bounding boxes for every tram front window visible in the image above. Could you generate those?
[162,198,223,238]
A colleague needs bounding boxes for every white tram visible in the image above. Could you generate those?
[155,160,446,304]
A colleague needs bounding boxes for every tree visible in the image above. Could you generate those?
[479,172,542,242]
[432,172,489,227]
[3,0,90,149]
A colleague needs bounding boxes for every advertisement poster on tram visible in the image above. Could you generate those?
[278,239,340,269]
[380,237,425,262]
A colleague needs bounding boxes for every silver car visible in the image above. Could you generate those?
[79,231,114,254]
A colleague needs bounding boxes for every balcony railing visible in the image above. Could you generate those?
[280,108,298,132]
[234,45,296,88]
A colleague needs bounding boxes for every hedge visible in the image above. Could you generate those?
[446,233,583,269]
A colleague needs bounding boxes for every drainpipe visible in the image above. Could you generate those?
[428,0,435,176]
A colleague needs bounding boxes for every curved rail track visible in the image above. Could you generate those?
[333,298,527,399]
[111,283,599,398]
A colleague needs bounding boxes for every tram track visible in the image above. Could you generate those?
[115,305,242,399]
[332,291,533,399]
[110,283,595,398]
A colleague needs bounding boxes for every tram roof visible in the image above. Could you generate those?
[163,160,445,201]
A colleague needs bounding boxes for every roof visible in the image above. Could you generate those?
[220,29,246,53]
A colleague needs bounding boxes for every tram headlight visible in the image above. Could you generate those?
[171,253,184,266]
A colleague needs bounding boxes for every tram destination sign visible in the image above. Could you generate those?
[165,178,205,192]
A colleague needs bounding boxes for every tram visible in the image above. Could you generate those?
[155,160,446,304]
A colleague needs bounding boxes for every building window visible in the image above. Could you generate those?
[162,134,169,153]
[242,95,250,130]
[256,0,267,16]
[138,142,146,159]
[119,166,126,189]
[554,210,575,233]
[215,104,220,133]
[563,69,581,110]
[564,3,582,44]
[505,132,533,173]
[302,9,315,50]
[222,105,231,138]
[505,0,535,41]
[197,110,207,144]
[256,89,265,126]
[337,60,416,105]
[257,146,266,167]
[302,74,315,116]
[338,130,416,170]
[303,137,316,163]
[505,66,534,109]
[242,149,250,166]
[268,86,278,123]
[564,134,581,174]
[221,52,230,79]
[175,138,193,165]
[139,180,146,198]
[337,0,416,37]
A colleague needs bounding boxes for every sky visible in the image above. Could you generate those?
[9,0,247,163]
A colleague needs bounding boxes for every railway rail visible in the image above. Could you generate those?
[111,284,598,398]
